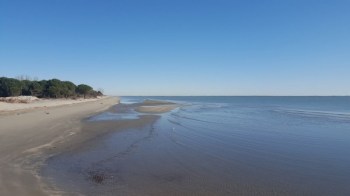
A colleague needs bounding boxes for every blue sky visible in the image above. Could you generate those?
[1,0,349,95]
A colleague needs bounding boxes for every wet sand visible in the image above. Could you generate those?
[135,100,179,113]
[0,97,178,195]
[0,97,120,195]
[41,100,179,194]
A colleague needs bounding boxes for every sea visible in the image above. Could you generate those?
[42,96,350,195]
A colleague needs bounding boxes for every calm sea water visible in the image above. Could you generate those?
[43,96,350,195]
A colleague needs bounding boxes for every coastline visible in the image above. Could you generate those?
[0,96,120,195]
[2,96,349,195]
[0,97,179,195]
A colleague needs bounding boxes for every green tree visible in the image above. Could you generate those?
[0,77,22,96]
[0,78,5,97]
[47,79,64,98]
[38,80,48,97]
[76,84,93,98]
[21,80,32,95]
[0,77,99,99]
[62,81,76,98]
[29,81,43,97]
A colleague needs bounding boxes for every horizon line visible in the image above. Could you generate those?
[112,95,350,97]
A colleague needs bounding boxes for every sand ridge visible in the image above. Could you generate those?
[134,99,179,113]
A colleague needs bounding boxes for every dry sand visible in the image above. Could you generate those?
[0,96,120,195]
[0,96,109,114]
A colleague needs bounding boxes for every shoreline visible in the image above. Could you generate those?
[0,97,179,195]
[0,96,120,195]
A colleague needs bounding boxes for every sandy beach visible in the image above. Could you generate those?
[0,96,109,114]
[0,96,121,195]
[0,97,179,195]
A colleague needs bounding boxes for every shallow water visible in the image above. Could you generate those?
[43,96,350,195]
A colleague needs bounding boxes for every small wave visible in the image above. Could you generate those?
[170,112,222,124]
[168,119,182,126]
[273,108,350,122]
[178,103,229,112]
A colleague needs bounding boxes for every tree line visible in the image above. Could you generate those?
[0,77,103,98]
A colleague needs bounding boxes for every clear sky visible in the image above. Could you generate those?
[1,0,349,96]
